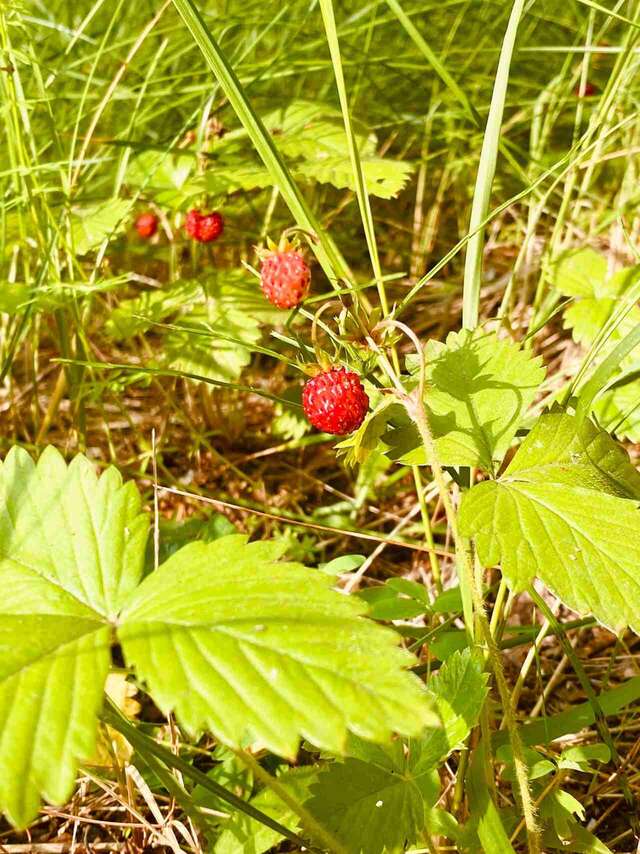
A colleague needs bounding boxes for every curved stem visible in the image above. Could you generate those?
[403,385,541,854]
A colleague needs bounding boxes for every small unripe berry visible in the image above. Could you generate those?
[302,368,369,435]
[135,212,158,238]
[260,250,310,309]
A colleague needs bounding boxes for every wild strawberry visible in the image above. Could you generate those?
[185,209,201,240]
[185,209,224,243]
[135,212,158,238]
[302,368,369,435]
[197,212,224,242]
[575,81,596,97]
[260,249,310,309]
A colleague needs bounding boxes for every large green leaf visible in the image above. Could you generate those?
[118,535,436,757]
[385,330,545,471]
[459,409,640,634]
[0,447,148,827]
[244,100,413,199]
[297,155,413,200]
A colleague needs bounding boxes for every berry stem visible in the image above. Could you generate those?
[403,378,541,854]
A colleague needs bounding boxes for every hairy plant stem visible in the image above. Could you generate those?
[403,386,541,854]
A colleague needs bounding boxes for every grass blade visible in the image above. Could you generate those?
[385,0,480,128]
[319,0,386,314]
[170,0,351,288]
[462,0,527,329]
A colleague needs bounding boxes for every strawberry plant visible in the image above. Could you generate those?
[2,0,640,852]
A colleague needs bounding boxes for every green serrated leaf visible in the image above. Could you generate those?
[71,198,131,255]
[0,446,148,827]
[106,280,202,340]
[118,535,437,757]
[126,149,196,206]
[165,306,260,383]
[297,155,413,199]
[305,748,439,854]
[552,248,607,298]
[0,618,110,827]
[460,409,640,634]
[385,330,545,470]
[411,648,488,770]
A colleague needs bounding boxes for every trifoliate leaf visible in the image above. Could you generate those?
[460,409,640,634]
[385,330,545,471]
[118,535,437,757]
[71,198,131,255]
[0,447,148,827]
[214,766,316,854]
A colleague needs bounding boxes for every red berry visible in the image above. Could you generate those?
[575,81,596,97]
[197,212,224,242]
[135,212,158,238]
[302,368,369,435]
[185,209,201,240]
[260,250,310,309]
[185,209,224,243]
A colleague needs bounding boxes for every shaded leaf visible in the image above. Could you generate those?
[214,767,316,854]
[305,744,439,854]
[385,330,545,471]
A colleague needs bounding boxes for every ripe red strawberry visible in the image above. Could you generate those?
[260,249,310,309]
[197,211,224,242]
[575,81,596,97]
[185,209,201,240]
[185,209,224,243]
[302,368,369,435]
[135,212,158,238]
